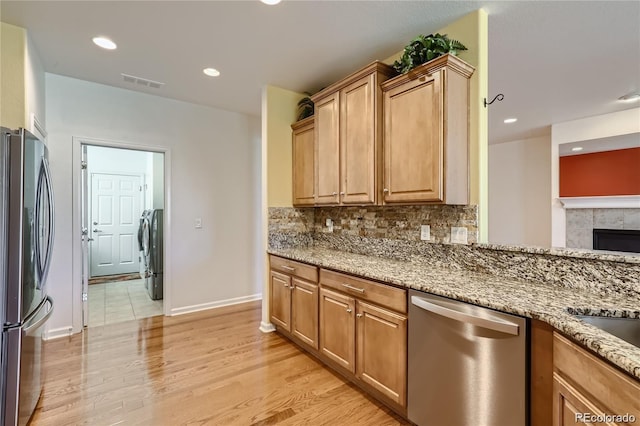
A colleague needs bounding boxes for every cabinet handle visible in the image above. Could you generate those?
[281,265,296,272]
[383,188,389,193]
[346,308,352,313]
[342,283,365,293]
[356,313,363,318]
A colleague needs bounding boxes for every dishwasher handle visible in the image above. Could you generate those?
[411,295,520,336]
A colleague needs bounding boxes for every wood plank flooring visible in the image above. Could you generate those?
[32,303,410,425]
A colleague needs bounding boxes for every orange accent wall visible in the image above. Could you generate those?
[560,147,640,197]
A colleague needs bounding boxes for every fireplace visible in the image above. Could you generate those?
[593,229,640,253]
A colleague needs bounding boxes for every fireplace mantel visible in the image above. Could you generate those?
[559,195,640,209]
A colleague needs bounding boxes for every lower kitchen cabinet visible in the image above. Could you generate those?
[270,270,291,332]
[269,256,319,350]
[319,287,356,372]
[552,333,640,426]
[356,301,407,407]
[291,278,319,349]
[319,270,407,411]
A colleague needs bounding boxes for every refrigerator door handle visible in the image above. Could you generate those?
[41,157,55,286]
[410,295,520,336]
[23,296,54,335]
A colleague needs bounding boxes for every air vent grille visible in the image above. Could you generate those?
[121,73,165,89]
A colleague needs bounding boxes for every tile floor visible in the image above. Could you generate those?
[88,278,163,327]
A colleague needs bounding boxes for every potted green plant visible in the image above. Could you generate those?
[392,33,467,74]
[296,95,314,121]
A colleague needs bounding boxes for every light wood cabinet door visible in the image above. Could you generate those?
[314,92,340,205]
[319,288,355,373]
[553,373,615,426]
[383,71,443,203]
[270,270,291,332]
[292,118,315,206]
[356,301,407,407]
[340,73,377,204]
[291,278,318,350]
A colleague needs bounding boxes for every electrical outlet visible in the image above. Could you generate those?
[326,218,333,233]
[420,225,430,241]
[450,227,468,244]
[195,218,202,229]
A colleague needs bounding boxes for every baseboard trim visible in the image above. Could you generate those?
[259,321,276,333]
[44,326,74,340]
[170,294,262,316]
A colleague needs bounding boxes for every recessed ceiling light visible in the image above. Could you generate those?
[571,147,584,152]
[203,68,220,77]
[261,0,282,4]
[92,36,117,50]
[503,118,518,124]
[618,92,640,103]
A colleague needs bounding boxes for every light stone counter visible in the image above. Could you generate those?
[268,246,640,380]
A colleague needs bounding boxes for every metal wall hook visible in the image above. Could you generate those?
[484,94,504,108]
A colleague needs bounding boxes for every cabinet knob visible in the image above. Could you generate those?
[283,283,289,288]
[332,192,338,196]
[383,188,389,193]
[346,308,352,313]
[356,313,363,318]
[340,191,345,196]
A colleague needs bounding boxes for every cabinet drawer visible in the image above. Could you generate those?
[320,269,406,314]
[270,255,318,282]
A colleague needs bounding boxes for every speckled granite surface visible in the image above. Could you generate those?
[268,246,640,380]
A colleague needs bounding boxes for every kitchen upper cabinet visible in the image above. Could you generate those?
[269,256,319,350]
[381,54,475,204]
[291,117,315,207]
[311,62,395,206]
[314,92,341,205]
[552,333,640,426]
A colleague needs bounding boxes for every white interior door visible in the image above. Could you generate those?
[90,173,142,276]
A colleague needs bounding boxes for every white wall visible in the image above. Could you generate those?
[488,135,552,247]
[45,73,261,336]
[24,32,46,136]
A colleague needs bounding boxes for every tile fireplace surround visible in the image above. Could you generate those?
[566,208,640,250]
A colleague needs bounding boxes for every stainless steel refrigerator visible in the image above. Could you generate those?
[138,209,163,300]
[1,128,55,426]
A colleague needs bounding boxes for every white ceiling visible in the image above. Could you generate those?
[559,133,640,157]
[1,1,639,144]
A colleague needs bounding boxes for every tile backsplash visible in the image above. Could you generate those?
[566,208,640,249]
[268,204,478,248]
[313,205,478,243]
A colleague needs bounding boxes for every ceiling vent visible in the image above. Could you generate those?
[121,73,165,89]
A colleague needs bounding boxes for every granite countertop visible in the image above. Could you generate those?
[268,246,640,380]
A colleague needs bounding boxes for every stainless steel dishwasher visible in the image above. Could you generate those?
[408,290,528,426]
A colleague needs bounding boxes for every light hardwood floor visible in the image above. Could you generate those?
[33,303,410,425]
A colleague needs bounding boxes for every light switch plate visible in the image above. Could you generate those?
[195,218,202,229]
[450,227,468,244]
[326,218,333,233]
[420,225,430,241]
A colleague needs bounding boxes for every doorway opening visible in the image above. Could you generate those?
[81,145,165,328]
